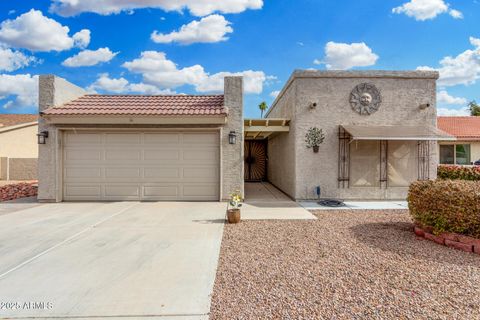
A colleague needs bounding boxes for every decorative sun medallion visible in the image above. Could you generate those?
[349,83,382,115]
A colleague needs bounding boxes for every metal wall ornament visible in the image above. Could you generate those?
[349,83,382,115]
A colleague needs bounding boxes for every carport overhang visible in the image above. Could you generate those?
[244,118,290,140]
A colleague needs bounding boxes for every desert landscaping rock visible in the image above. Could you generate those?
[0,182,37,202]
[210,210,480,319]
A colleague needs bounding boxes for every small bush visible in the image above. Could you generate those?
[437,164,480,181]
[408,180,480,238]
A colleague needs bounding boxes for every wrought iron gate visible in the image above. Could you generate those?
[244,140,267,181]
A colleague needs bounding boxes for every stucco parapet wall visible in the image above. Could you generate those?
[266,70,439,117]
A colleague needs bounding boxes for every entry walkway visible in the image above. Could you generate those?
[243,182,316,220]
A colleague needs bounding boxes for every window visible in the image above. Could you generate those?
[388,141,417,187]
[440,145,454,164]
[456,144,471,165]
[439,144,471,165]
[350,141,380,187]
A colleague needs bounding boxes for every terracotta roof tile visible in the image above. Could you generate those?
[42,95,226,116]
[0,114,37,128]
[438,116,480,140]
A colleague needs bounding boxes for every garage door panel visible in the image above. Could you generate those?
[63,131,219,201]
[65,133,103,145]
[144,149,180,161]
[105,133,141,144]
[65,167,102,180]
[183,148,218,161]
[65,149,102,161]
[144,133,180,144]
[143,185,179,198]
[105,168,141,179]
[105,185,140,197]
[183,132,218,145]
[144,167,180,179]
[64,185,102,198]
[183,184,218,197]
[105,149,142,161]
[183,167,218,180]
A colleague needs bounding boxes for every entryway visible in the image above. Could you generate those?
[244,140,267,181]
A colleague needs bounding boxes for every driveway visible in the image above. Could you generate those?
[0,201,226,319]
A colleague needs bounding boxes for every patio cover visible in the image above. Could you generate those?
[341,125,455,141]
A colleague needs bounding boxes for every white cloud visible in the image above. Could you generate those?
[417,37,480,86]
[0,9,91,52]
[0,74,38,111]
[72,29,91,48]
[0,47,36,71]
[50,0,263,17]
[437,106,470,116]
[122,51,269,94]
[320,42,378,70]
[392,0,462,21]
[270,90,280,98]
[87,73,175,95]
[62,48,118,67]
[437,90,467,105]
[151,14,233,45]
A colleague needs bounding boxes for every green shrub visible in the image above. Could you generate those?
[408,180,480,238]
[437,164,480,181]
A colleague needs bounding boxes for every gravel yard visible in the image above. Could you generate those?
[210,210,480,319]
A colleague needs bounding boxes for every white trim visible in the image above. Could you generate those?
[0,121,37,134]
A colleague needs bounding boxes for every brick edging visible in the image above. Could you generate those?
[414,226,480,255]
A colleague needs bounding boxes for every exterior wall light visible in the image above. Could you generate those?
[228,131,237,145]
[37,131,49,144]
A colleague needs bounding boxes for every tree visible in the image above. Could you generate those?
[469,100,480,116]
[258,101,268,118]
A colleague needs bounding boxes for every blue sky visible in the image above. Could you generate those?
[0,0,479,118]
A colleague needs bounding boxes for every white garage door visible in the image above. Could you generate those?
[63,131,220,201]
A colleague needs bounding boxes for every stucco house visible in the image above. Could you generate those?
[37,70,452,202]
[437,116,480,165]
[0,114,38,181]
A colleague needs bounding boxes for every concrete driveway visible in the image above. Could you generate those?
[0,201,226,319]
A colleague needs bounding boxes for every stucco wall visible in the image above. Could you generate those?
[268,70,439,200]
[222,76,244,200]
[266,82,297,198]
[38,75,86,202]
[9,158,37,180]
[0,124,38,158]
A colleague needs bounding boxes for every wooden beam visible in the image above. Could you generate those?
[244,125,289,132]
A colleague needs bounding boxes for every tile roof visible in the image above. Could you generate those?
[438,116,480,140]
[42,95,226,116]
[0,114,37,128]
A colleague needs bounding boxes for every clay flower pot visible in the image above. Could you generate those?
[227,208,241,224]
[313,145,319,153]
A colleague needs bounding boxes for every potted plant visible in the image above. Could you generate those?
[305,127,325,153]
[227,190,242,224]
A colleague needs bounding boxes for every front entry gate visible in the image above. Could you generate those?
[244,140,267,181]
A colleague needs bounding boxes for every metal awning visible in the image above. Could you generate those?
[341,124,456,141]
[244,118,290,140]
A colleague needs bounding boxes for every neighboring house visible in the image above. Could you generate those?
[0,115,38,181]
[438,116,480,165]
[37,71,452,202]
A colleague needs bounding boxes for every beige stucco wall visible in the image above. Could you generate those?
[222,76,244,200]
[267,82,297,198]
[0,124,38,158]
[38,75,87,202]
[267,70,439,200]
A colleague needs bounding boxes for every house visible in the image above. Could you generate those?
[438,116,480,165]
[37,71,452,202]
[0,114,38,181]
[264,70,453,200]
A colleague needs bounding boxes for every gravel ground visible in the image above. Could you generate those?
[210,210,480,320]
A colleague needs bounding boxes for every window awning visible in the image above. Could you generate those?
[341,125,456,141]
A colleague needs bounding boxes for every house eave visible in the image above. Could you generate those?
[41,115,228,125]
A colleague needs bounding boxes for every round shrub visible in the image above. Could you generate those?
[408,180,480,238]
[437,165,480,181]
